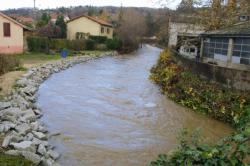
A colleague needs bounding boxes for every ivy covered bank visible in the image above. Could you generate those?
[149,49,250,166]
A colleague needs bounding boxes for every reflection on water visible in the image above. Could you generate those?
[37,45,233,166]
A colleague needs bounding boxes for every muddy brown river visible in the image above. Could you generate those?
[37,45,233,166]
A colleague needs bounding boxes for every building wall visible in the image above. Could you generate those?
[168,22,204,47]
[0,14,24,54]
[67,17,113,40]
[202,37,250,66]
[99,26,113,39]
[172,50,250,90]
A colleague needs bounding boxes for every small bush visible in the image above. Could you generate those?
[85,39,96,50]
[51,39,70,51]
[0,55,21,75]
[95,44,107,51]
[89,35,107,44]
[106,38,122,50]
[68,40,86,51]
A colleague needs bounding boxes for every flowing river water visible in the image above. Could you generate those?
[37,45,233,166]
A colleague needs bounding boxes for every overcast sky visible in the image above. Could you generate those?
[0,0,180,10]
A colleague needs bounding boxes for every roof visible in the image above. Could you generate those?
[67,14,113,27]
[201,21,250,37]
[9,14,34,24]
[0,12,32,31]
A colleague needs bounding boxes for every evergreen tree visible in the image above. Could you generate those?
[55,15,67,38]
[36,13,51,28]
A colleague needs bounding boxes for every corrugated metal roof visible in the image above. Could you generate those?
[201,21,250,37]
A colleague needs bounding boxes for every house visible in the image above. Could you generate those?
[168,20,204,48]
[9,14,34,26]
[67,14,113,40]
[200,20,250,69]
[0,12,31,54]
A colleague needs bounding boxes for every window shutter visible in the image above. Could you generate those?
[3,23,11,37]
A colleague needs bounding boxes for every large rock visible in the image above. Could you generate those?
[20,109,36,122]
[2,107,22,116]
[47,150,60,160]
[5,150,21,156]
[15,123,31,135]
[0,121,16,133]
[0,102,11,111]
[41,158,54,166]
[22,86,37,96]
[2,135,12,147]
[21,151,41,165]
[32,131,47,140]
[37,144,47,155]
[11,141,36,153]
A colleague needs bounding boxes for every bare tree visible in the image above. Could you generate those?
[116,8,146,53]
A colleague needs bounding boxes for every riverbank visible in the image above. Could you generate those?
[150,49,250,165]
[0,51,116,165]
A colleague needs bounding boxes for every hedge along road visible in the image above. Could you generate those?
[37,45,233,166]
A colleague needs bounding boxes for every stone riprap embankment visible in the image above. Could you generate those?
[0,52,115,166]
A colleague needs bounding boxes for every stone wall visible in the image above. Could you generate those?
[172,51,250,91]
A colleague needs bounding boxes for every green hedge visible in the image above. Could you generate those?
[27,36,99,52]
[89,35,107,44]
[26,36,124,53]
[27,36,49,52]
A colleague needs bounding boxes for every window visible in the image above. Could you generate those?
[233,38,250,65]
[203,37,229,59]
[101,27,104,33]
[107,28,110,34]
[3,23,11,37]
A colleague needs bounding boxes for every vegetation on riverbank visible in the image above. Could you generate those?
[0,153,34,166]
[150,49,250,165]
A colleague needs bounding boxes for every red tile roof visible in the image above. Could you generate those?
[0,12,32,31]
[9,14,34,24]
[67,14,113,27]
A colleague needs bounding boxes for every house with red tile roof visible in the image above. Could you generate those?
[67,14,113,40]
[0,12,31,54]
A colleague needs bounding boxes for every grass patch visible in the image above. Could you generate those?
[0,154,34,166]
[17,53,62,63]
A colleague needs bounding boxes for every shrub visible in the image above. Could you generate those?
[68,40,86,51]
[150,126,250,166]
[106,38,122,50]
[95,44,107,51]
[85,39,96,50]
[51,39,69,51]
[26,36,49,52]
[89,35,107,44]
[0,55,21,75]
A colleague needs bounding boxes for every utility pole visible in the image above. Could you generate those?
[34,0,36,9]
